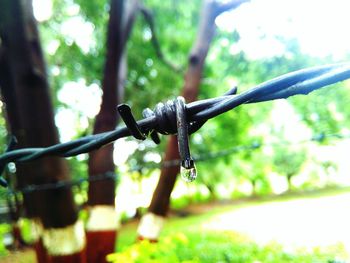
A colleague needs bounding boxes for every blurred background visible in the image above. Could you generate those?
[1,0,350,262]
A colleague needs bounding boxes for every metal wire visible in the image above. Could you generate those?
[19,172,117,194]
[1,131,348,195]
[0,63,350,177]
[137,132,350,170]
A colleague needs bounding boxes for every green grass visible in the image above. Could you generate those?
[117,186,350,249]
[1,187,349,262]
[114,188,350,262]
[111,230,347,263]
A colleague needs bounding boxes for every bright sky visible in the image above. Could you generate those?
[33,0,350,59]
[216,0,350,60]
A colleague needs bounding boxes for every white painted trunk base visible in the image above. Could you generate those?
[29,218,43,243]
[42,220,86,256]
[86,205,120,231]
[137,212,165,240]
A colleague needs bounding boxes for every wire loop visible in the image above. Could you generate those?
[174,96,193,168]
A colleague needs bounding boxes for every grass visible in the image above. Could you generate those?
[1,187,350,262]
[117,186,350,250]
[114,187,350,262]
[111,230,347,263]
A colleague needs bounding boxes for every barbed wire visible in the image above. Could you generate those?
[0,63,350,186]
[19,171,117,194]
[130,131,350,170]
[0,131,348,197]
[0,172,117,198]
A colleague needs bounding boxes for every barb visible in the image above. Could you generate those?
[0,63,349,186]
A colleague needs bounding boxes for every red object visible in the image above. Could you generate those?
[34,236,87,263]
[86,230,117,263]
[49,249,86,263]
[33,238,48,263]
[137,235,158,243]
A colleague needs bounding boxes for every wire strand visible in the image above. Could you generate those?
[1,131,349,195]
[0,63,350,173]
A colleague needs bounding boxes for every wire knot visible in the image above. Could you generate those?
[118,96,190,143]
[118,96,197,182]
[149,99,178,135]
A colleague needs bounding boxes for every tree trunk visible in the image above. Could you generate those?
[86,0,138,261]
[138,0,246,241]
[286,174,293,192]
[0,1,84,262]
[251,179,257,197]
[206,184,217,200]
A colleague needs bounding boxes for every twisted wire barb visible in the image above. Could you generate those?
[0,63,349,178]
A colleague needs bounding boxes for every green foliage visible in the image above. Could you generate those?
[124,0,201,118]
[18,219,34,244]
[273,146,306,177]
[31,0,350,205]
[0,111,8,153]
[108,231,346,263]
[0,224,10,256]
[291,83,350,134]
[273,146,306,190]
[236,145,272,195]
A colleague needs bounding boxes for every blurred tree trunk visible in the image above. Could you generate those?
[286,173,293,191]
[0,0,84,262]
[138,0,247,241]
[251,179,257,197]
[205,184,217,200]
[86,0,138,262]
[5,186,27,249]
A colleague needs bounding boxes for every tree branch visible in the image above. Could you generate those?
[215,0,250,17]
[139,5,183,73]
[121,0,139,48]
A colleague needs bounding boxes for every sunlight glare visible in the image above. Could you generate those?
[204,194,350,252]
[113,139,139,166]
[58,80,102,119]
[32,0,52,22]
[61,17,95,54]
[217,0,350,59]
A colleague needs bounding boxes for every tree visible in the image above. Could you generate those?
[85,0,130,261]
[236,149,272,196]
[137,0,248,241]
[0,0,84,262]
[320,160,337,186]
[85,0,184,260]
[273,146,306,191]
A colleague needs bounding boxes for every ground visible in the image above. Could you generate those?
[203,192,350,250]
[1,188,350,262]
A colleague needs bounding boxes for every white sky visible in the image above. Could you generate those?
[33,0,350,59]
[216,0,350,60]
